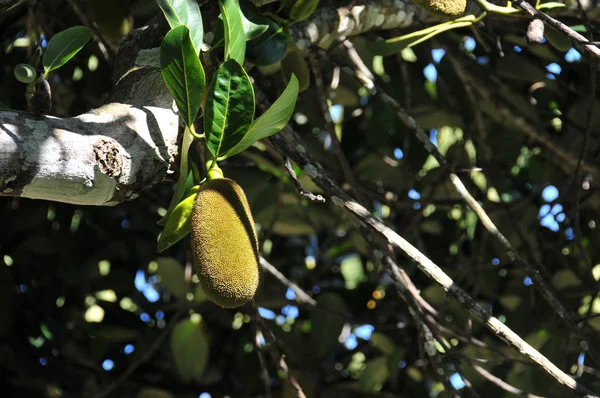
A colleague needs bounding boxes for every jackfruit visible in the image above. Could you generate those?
[190,178,259,308]
[413,0,466,17]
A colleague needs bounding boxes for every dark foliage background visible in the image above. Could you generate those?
[1,1,600,397]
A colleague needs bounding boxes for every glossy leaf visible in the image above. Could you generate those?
[220,0,246,65]
[209,6,267,51]
[43,26,93,75]
[160,25,205,127]
[225,75,298,157]
[246,18,289,66]
[156,0,203,55]
[156,186,199,251]
[239,0,269,40]
[204,59,255,157]
[290,0,320,23]
[170,319,209,383]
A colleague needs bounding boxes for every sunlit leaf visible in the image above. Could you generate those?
[221,0,246,65]
[290,0,320,22]
[156,0,204,55]
[157,187,198,251]
[43,26,93,75]
[160,25,205,127]
[204,59,255,157]
[225,75,298,157]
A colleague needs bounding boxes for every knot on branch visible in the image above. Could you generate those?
[94,139,123,178]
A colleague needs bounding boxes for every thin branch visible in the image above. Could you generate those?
[259,257,317,307]
[471,363,546,398]
[268,129,597,396]
[282,156,326,203]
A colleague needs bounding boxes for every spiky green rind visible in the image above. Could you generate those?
[413,0,466,17]
[190,178,259,308]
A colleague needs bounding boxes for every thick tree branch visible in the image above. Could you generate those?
[0,104,178,205]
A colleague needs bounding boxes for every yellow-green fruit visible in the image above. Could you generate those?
[190,178,259,308]
[413,0,466,17]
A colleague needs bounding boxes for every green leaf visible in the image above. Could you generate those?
[0,102,12,111]
[156,0,204,55]
[225,74,298,157]
[242,15,268,40]
[157,187,199,251]
[14,63,36,83]
[160,25,205,127]
[246,18,289,66]
[43,26,93,75]
[290,0,320,22]
[204,59,255,158]
[154,257,189,300]
[170,319,210,383]
[221,0,246,65]
[157,128,194,226]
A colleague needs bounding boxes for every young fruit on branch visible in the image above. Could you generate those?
[412,0,466,17]
[190,178,259,308]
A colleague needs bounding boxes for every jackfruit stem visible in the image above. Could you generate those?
[206,163,224,180]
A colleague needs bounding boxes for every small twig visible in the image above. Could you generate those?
[93,308,185,398]
[281,155,326,203]
[259,257,317,307]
